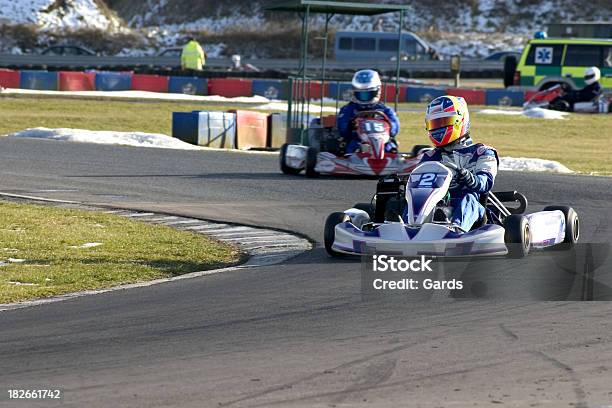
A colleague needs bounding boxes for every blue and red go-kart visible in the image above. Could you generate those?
[324,161,580,258]
[280,111,427,177]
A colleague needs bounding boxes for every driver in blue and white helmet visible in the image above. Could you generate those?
[553,66,603,111]
[337,69,400,154]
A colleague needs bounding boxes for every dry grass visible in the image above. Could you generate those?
[189,25,333,59]
[0,23,143,55]
[0,200,242,304]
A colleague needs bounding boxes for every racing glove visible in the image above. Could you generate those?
[457,168,478,190]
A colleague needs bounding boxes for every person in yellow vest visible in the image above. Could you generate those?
[181,37,206,73]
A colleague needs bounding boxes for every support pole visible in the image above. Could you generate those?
[287,77,293,139]
[394,10,404,111]
[300,5,311,143]
[320,13,333,118]
[303,5,310,79]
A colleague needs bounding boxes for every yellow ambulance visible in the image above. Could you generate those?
[507,37,611,90]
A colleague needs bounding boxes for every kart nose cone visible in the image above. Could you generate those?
[366,158,389,175]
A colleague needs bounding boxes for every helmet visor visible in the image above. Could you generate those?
[354,90,378,103]
[426,116,457,131]
[585,73,596,81]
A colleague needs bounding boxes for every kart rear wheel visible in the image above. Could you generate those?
[504,214,530,258]
[543,205,579,247]
[324,212,349,257]
[279,143,302,175]
[305,147,319,178]
[549,98,571,112]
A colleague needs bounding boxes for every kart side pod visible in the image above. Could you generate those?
[525,210,566,248]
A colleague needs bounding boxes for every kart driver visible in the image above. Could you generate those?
[552,66,602,111]
[337,69,400,154]
[417,95,499,232]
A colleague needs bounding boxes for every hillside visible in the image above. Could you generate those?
[109,0,612,34]
[0,0,610,58]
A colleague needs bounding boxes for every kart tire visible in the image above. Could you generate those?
[503,56,517,88]
[410,144,431,157]
[279,143,302,175]
[504,214,530,258]
[353,202,374,218]
[305,147,319,178]
[549,99,571,112]
[324,212,349,257]
[543,205,579,247]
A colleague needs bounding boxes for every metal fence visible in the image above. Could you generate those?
[0,53,503,76]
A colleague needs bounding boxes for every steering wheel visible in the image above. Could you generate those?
[354,110,392,126]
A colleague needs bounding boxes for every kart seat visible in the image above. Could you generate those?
[433,207,453,223]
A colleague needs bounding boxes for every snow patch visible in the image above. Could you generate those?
[0,0,121,31]
[523,108,569,120]
[7,127,279,155]
[500,157,573,174]
[69,242,103,249]
[0,88,274,104]
[8,281,38,286]
[0,258,26,267]
[9,127,203,151]
[254,101,337,114]
[479,108,568,120]
[478,109,523,116]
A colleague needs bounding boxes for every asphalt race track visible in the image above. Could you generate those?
[1,137,612,408]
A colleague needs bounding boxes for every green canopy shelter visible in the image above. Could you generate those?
[265,0,411,144]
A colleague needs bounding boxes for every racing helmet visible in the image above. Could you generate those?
[425,95,470,147]
[584,66,601,85]
[351,69,382,105]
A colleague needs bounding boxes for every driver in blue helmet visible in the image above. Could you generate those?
[337,69,400,154]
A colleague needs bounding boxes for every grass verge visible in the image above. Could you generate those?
[1,95,611,174]
[0,200,243,304]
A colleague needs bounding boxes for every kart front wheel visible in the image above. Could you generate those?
[504,214,530,258]
[324,212,348,257]
[543,205,579,247]
[279,143,301,175]
[305,147,319,178]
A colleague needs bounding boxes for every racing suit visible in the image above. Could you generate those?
[417,138,499,232]
[337,101,400,154]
